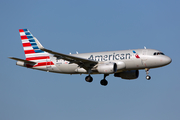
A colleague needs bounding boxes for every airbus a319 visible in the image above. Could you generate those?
[9,29,172,86]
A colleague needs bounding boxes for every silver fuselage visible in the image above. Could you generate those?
[25,49,171,74]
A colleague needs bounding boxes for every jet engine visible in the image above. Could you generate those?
[97,62,117,74]
[114,70,139,80]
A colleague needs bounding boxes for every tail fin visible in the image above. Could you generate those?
[19,29,54,67]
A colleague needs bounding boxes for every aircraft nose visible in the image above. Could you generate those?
[163,56,172,65]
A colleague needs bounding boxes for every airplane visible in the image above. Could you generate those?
[9,29,172,86]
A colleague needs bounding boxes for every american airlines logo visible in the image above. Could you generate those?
[133,50,140,58]
[88,53,131,61]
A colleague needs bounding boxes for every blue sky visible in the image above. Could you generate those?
[1,0,180,120]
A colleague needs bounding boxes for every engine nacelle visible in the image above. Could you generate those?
[114,70,139,80]
[97,62,117,74]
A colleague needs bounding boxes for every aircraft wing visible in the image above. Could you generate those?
[34,37,98,69]
[42,48,97,63]
[9,57,36,64]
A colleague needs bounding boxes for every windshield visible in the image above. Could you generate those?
[153,52,165,55]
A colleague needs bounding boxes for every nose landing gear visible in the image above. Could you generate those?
[146,75,151,80]
[145,68,151,80]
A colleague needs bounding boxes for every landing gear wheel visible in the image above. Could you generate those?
[100,79,108,86]
[85,75,93,82]
[146,75,151,80]
[145,68,151,80]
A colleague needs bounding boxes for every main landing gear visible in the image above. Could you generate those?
[100,74,109,86]
[85,69,93,83]
[145,68,151,80]
[85,74,109,86]
[85,75,93,82]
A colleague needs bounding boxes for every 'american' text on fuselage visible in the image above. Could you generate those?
[88,53,131,61]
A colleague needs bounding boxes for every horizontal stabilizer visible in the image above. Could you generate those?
[9,57,36,64]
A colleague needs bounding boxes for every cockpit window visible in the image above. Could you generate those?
[153,52,165,55]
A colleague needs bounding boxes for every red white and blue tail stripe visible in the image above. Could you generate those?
[19,29,54,67]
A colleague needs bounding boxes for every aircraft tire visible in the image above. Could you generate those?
[85,75,93,82]
[146,75,151,80]
[100,79,108,86]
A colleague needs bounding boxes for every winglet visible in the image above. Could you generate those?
[34,37,44,49]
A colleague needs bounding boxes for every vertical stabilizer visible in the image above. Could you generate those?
[19,29,54,67]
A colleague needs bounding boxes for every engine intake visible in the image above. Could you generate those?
[97,62,117,74]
